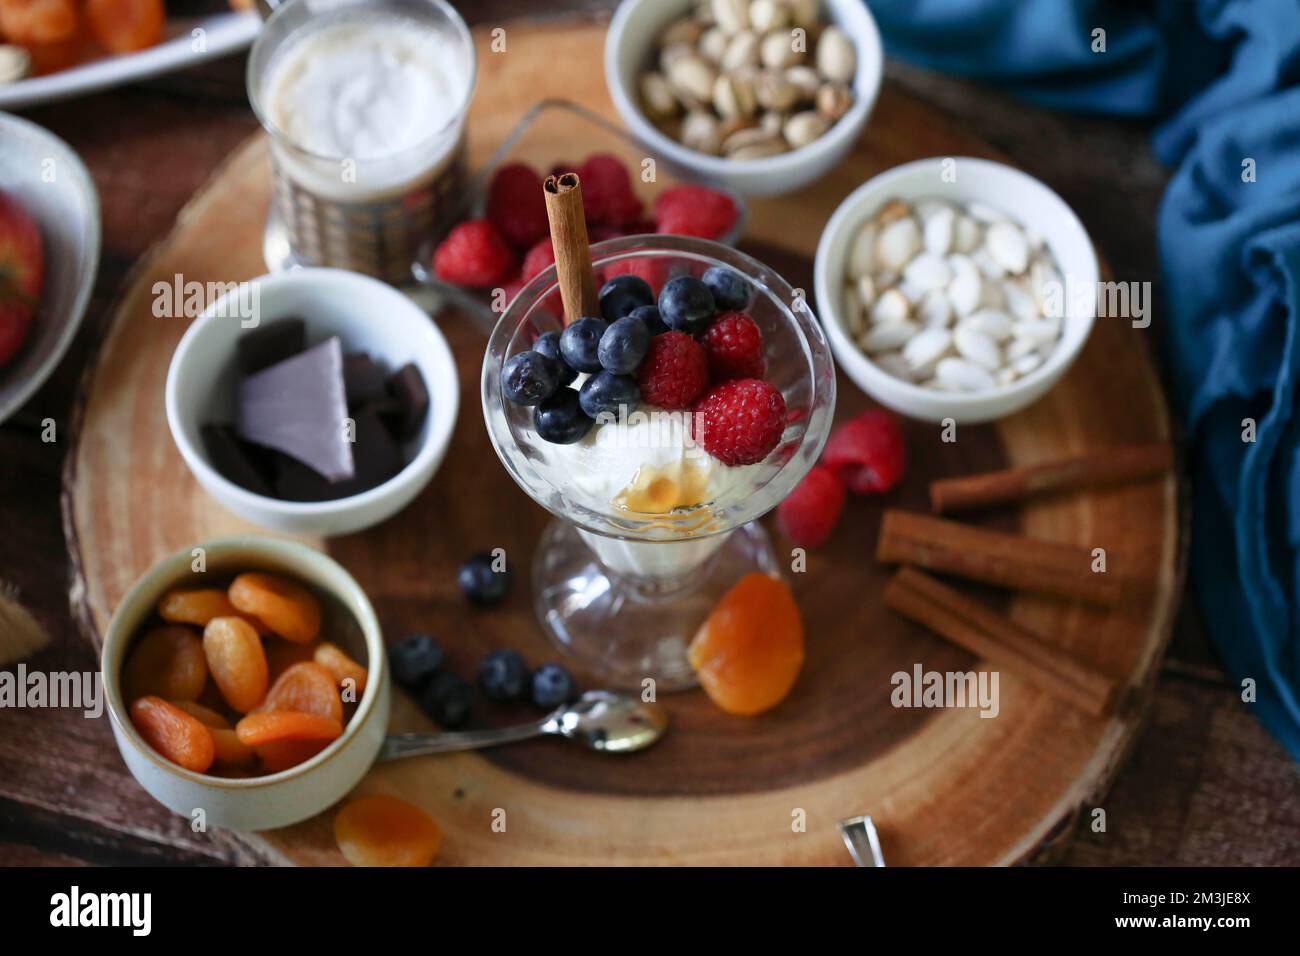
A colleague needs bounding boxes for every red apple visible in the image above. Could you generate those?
[0,190,45,368]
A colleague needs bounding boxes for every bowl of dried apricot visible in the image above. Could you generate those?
[101,536,389,831]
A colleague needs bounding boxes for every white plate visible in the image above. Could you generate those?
[0,113,100,424]
[0,13,260,111]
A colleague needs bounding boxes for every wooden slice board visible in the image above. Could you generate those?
[62,20,1182,866]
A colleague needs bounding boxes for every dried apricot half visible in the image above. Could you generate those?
[687,573,804,716]
[265,638,317,684]
[170,700,255,768]
[260,662,343,723]
[158,587,268,634]
[334,794,442,867]
[313,642,368,697]
[122,626,208,702]
[228,573,321,644]
[202,616,269,713]
[235,710,343,747]
[130,696,216,773]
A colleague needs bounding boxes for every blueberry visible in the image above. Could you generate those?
[388,633,443,689]
[579,370,639,419]
[530,663,576,710]
[477,649,528,702]
[533,330,577,386]
[559,316,607,373]
[420,672,473,728]
[534,388,595,444]
[702,266,751,312]
[629,304,668,336]
[599,274,655,323]
[501,350,561,405]
[458,552,512,606]
[597,315,650,374]
[658,275,715,334]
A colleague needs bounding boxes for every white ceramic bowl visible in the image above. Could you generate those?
[814,157,1099,423]
[605,0,883,197]
[0,113,100,425]
[102,536,390,831]
[166,268,459,536]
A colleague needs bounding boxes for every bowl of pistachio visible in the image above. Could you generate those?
[605,0,882,197]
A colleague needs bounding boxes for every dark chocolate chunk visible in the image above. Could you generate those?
[237,336,355,482]
[237,317,305,375]
[383,363,430,441]
[201,423,274,497]
[343,352,391,408]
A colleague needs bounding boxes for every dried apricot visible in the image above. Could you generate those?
[129,696,216,773]
[334,794,442,867]
[170,700,255,768]
[84,0,164,54]
[158,587,268,633]
[122,626,208,702]
[255,739,330,773]
[235,710,343,747]
[313,642,368,697]
[687,573,804,716]
[259,662,343,722]
[202,616,269,713]
[228,573,321,644]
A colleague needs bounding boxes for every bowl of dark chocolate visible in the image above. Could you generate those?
[165,269,458,536]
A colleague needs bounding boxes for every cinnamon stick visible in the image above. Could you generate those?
[884,567,1116,716]
[930,443,1173,514]
[876,509,1122,606]
[543,173,599,324]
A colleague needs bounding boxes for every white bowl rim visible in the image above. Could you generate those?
[0,112,101,424]
[605,0,884,176]
[165,267,459,517]
[813,155,1099,410]
[101,535,385,789]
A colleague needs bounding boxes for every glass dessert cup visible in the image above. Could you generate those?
[483,236,836,691]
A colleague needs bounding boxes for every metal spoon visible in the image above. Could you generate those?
[377,690,668,761]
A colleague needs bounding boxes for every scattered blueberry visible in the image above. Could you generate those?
[501,350,561,405]
[533,330,577,386]
[477,649,529,702]
[420,672,474,728]
[629,304,668,336]
[597,315,650,374]
[558,316,607,373]
[599,274,655,323]
[534,388,595,444]
[579,370,640,419]
[388,633,444,689]
[458,552,512,606]
[658,275,716,334]
[530,663,576,710]
[702,266,751,312]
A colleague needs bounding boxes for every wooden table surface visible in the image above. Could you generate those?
[1,1,1297,866]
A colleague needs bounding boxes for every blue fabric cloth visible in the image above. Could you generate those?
[868,0,1300,759]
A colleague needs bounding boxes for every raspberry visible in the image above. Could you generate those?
[822,409,907,494]
[637,331,709,410]
[701,311,766,381]
[579,154,644,227]
[777,465,846,549]
[655,185,738,240]
[521,238,555,281]
[486,163,549,249]
[693,378,786,467]
[433,219,516,288]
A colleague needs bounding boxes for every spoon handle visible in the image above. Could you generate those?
[377,721,546,761]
